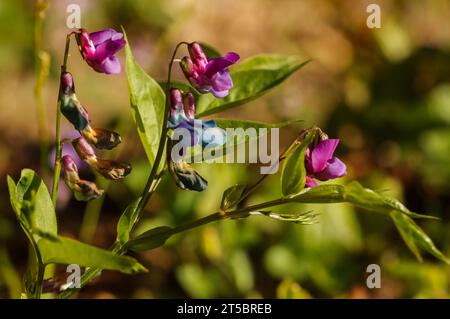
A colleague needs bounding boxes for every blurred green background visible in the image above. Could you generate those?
[0,0,450,298]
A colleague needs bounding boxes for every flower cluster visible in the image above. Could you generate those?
[60,28,130,201]
[167,42,239,191]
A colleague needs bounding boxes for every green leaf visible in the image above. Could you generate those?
[281,131,316,196]
[290,182,438,219]
[220,184,247,211]
[124,29,166,168]
[37,236,148,274]
[116,198,141,245]
[196,55,310,117]
[8,169,57,237]
[390,210,449,264]
[125,226,173,252]
[250,210,318,225]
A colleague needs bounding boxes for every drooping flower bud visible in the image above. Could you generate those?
[72,137,131,180]
[72,137,96,164]
[75,28,126,74]
[184,92,195,120]
[168,159,208,192]
[188,42,208,69]
[94,158,132,180]
[60,72,90,131]
[168,88,188,128]
[61,155,104,201]
[81,126,122,150]
[61,71,75,94]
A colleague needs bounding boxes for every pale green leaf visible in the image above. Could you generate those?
[37,236,148,274]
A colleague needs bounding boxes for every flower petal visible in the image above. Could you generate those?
[305,176,318,188]
[92,37,126,62]
[93,55,122,74]
[205,52,240,78]
[88,29,118,46]
[210,70,233,96]
[315,156,347,181]
[311,139,339,173]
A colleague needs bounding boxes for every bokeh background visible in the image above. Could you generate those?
[1,0,450,298]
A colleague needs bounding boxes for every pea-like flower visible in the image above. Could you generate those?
[168,88,226,148]
[304,139,347,188]
[61,155,104,201]
[72,137,131,180]
[76,28,126,74]
[180,42,239,98]
[168,159,208,192]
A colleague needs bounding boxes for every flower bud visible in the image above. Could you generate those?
[168,89,188,128]
[61,155,104,201]
[168,160,208,192]
[61,72,75,95]
[81,126,122,150]
[184,92,195,120]
[60,73,90,131]
[188,42,208,68]
[72,137,96,164]
[94,158,132,180]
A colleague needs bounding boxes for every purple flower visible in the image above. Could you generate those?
[304,139,347,188]
[180,42,239,98]
[76,28,126,74]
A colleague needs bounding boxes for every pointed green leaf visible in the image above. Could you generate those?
[196,55,310,117]
[37,236,147,274]
[220,184,247,211]
[124,29,166,167]
[390,210,449,264]
[281,131,316,196]
[116,197,141,245]
[8,169,57,237]
[125,226,173,252]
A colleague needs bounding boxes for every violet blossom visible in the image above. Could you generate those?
[180,42,239,98]
[304,139,347,188]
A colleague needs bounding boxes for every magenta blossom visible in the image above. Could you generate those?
[180,42,239,98]
[76,28,126,74]
[304,139,347,188]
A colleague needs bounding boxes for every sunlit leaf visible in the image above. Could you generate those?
[116,197,141,245]
[220,184,247,211]
[390,210,449,264]
[196,55,310,117]
[125,226,173,252]
[37,236,148,274]
[281,130,316,196]
[124,29,166,168]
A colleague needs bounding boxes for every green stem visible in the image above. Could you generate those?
[51,33,72,207]
[34,0,50,176]
[132,41,188,226]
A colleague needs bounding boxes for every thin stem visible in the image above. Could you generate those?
[34,0,50,175]
[132,41,188,224]
[51,33,73,206]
